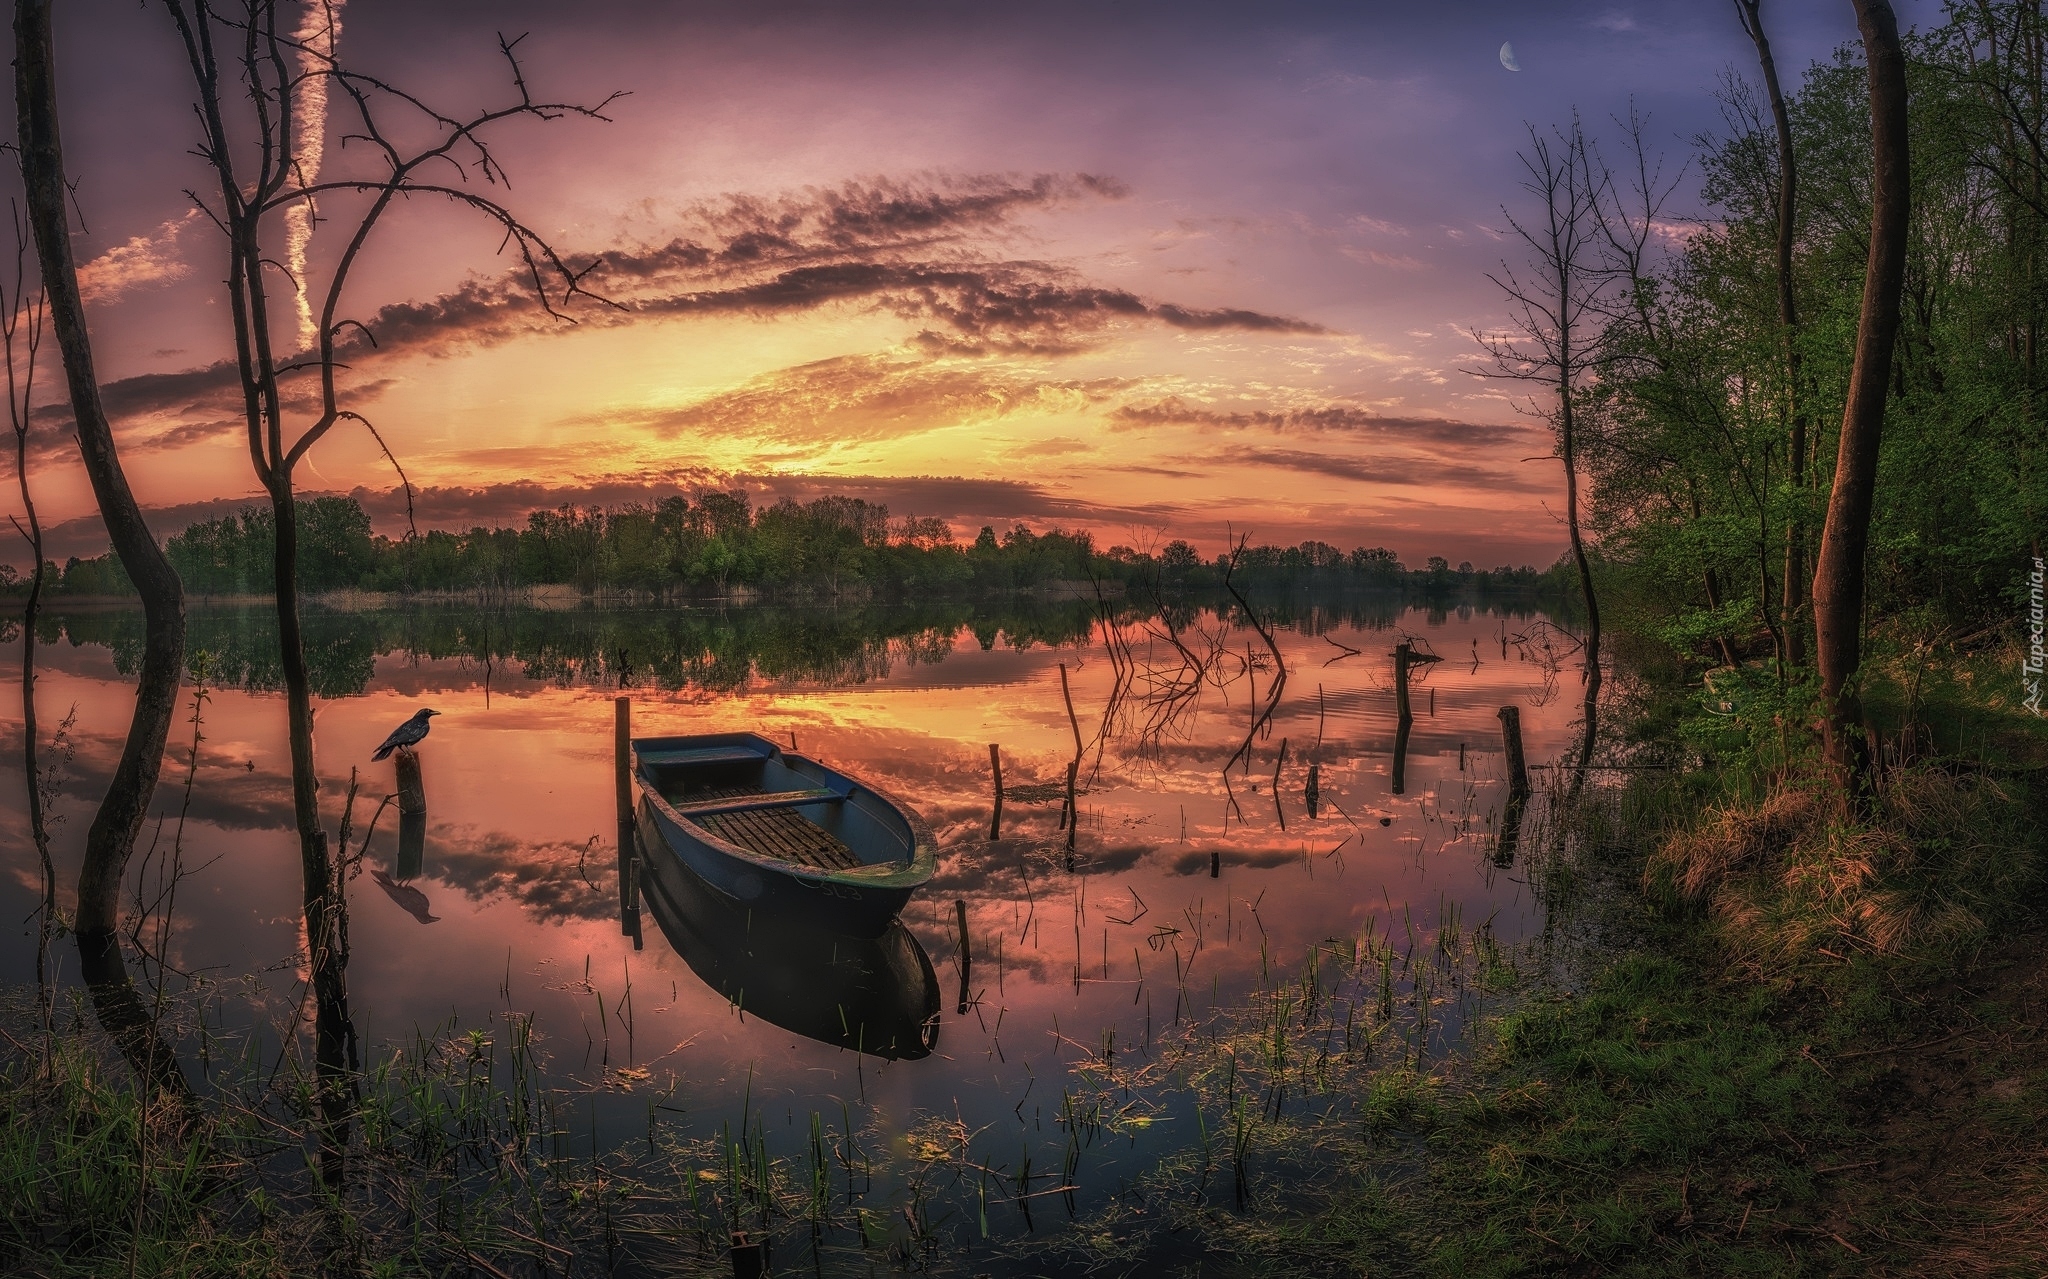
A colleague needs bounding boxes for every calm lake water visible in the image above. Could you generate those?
[0,593,1586,1270]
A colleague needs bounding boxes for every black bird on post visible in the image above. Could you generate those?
[372,709,440,761]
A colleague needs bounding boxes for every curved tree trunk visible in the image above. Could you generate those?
[15,0,192,1105]
[9,281,54,1039]
[1561,313,1602,789]
[1814,0,1910,798]
[269,479,357,1185]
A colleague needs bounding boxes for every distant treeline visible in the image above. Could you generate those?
[28,593,1548,699]
[1,492,1554,601]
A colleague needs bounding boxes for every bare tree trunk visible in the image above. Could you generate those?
[13,463,53,1037]
[1737,0,1810,668]
[269,479,357,1185]
[1481,120,1606,786]
[4,220,54,1038]
[162,0,613,1186]
[1814,0,1909,796]
[1560,376,1602,783]
[15,0,192,1106]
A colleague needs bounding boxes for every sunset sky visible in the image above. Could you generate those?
[16,0,1908,567]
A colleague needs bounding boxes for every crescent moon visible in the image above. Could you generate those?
[1499,41,1521,72]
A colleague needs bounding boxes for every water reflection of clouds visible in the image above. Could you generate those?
[2,604,1576,1172]
[390,825,618,923]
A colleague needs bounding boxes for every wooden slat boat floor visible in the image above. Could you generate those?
[671,787,840,816]
[673,783,862,873]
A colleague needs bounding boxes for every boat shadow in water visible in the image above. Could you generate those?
[638,837,942,1061]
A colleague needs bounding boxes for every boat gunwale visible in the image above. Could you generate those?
[632,732,938,890]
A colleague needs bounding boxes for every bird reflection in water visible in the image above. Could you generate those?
[370,807,437,923]
[640,842,941,1061]
[371,869,440,924]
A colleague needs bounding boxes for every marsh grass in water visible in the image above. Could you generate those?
[0,984,976,1276]
[0,857,1546,1277]
[1016,639,2048,1277]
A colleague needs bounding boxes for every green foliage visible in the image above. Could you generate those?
[15,489,1556,602]
[1590,8,2048,669]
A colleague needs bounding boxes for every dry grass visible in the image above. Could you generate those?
[1646,764,2036,971]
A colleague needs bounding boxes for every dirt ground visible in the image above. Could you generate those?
[1826,930,2048,1275]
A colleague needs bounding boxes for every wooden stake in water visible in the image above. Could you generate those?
[728,1230,766,1279]
[1498,706,1530,801]
[955,899,971,1015]
[1392,645,1417,796]
[1393,643,1414,725]
[396,810,427,882]
[988,744,1004,841]
[395,746,428,881]
[395,746,426,816]
[614,697,633,826]
[1064,760,1079,853]
[616,697,640,942]
[1306,762,1320,819]
[1495,793,1527,868]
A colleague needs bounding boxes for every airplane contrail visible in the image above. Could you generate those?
[287,0,345,352]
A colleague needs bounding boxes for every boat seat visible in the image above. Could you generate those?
[636,746,769,766]
[669,788,845,817]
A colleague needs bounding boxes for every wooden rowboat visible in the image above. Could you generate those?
[637,833,941,1059]
[632,732,937,938]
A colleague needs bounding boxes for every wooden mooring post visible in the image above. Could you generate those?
[728,1230,767,1279]
[1495,793,1527,868]
[616,698,640,941]
[615,697,634,826]
[955,899,971,1015]
[1498,705,1530,801]
[1064,759,1079,852]
[1393,643,1414,725]
[988,744,1004,841]
[395,746,426,816]
[394,747,427,881]
[1392,717,1412,796]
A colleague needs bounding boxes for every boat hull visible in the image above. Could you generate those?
[637,837,941,1060]
[631,732,937,938]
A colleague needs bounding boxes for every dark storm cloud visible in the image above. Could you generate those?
[1229,446,1552,492]
[23,371,404,465]
[604,172,1127,277]
[194,174,1312,362]
[598,353,1134,444]
[1111,397,1532,447]
[637,262,1322,351]
[17,174,1323,469]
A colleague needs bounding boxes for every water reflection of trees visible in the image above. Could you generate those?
[42,590,1559,701]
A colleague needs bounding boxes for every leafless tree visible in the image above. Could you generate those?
[2,198,55,1037]
[1734,0,1812,668]
[1475,116,1610,782]
[1814,0,1910,798]
[14,0,195,1109]
[157,0,618,1182]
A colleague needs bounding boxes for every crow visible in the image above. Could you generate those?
[372,708,440,761]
